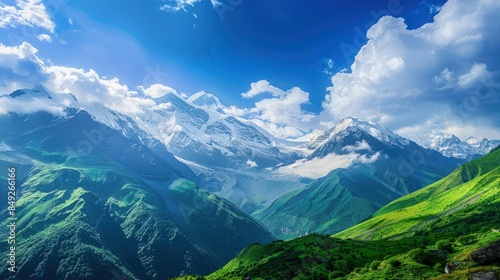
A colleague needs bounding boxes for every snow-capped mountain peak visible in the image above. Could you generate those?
[465,136,500,153]
[292,129,325,143]
[187,91,224,111]
[5,86,81,106]
[411,132,500,159]
[307,117,409,150]
[9,86,54,99]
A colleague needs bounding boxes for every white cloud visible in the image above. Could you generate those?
[322,0,500,140]
[210,0,223,7]
[457,63,491,89]
[241,80,285,99]
[0,0,55,32]
[36,33,51,42]
[159,0,223,12]
[227,81,317,138]
[222,105,249,117]
[0,95,65,115]
[343,140,372,153]
[321,58,335,76]
[246,160,258,168]
[0,42,48,91]
[252,87,314,124]
[278,151,381,179]
[433,68,455,90]
[138,83,177,98]
[444,123,500,141]
[160,0,202,12]
[0,42,156,115]
[251,119,305,139]
[46,66,155,113]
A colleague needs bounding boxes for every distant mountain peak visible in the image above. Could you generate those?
[466,136,488,146]
[307,117,409,151]
[9,86,54,99]
[187,91,224,111]
[413,131,500,160]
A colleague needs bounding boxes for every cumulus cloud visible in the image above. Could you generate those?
[0,42,156,114]
[36,33,51,42]
[138,83,177,98]
[0,42,48,91]
[252,87,314,124]
[457,63,491,89]
[241,80,286,98]
[225,81,317,138]
[0,0,55,32]
[322,0,500,140]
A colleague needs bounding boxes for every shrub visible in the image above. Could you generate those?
[328,271,344,279]
[435,240,453,252]
[433,263,443,270]
[407,248,431,265]
[456,235,477,245]
[369,260,381,271]
[388,259,402,268]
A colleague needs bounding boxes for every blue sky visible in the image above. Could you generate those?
[0,0,499,140]
[2,0,443,107]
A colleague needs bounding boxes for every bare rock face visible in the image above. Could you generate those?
[470,241,500,265]
[471,271,499,280]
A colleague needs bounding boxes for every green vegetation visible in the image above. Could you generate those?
[180,147,500,279]
[0,112,274,279]
[196,229,499,279]
[255,148,460,240]
[204,234,421,280]
[336,146,500,240]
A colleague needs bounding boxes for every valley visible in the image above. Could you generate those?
[1,87,498,279]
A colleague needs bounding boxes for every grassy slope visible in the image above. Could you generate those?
[253,173,380,239]
[177,234,420,280]
[336,146,500,240]
[179,147,500,280]
[0,155,275,279]
[0,111,276,279]
[255,142,461,240]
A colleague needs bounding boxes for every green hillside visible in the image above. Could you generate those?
[0,111,275,279]
[0,155,273,279]
[181,147,500,279]
[336,145,500,240]
[255,152,458,240]
[253,171,381,239]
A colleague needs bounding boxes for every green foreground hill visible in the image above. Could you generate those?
[179,146,500,279]
[0,111,275,279]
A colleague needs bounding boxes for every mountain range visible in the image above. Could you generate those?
[255,117,463,239]
[1,87,498,279]
[411,131,500,160]
[189,145,500,280]
[0,107,274,279]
